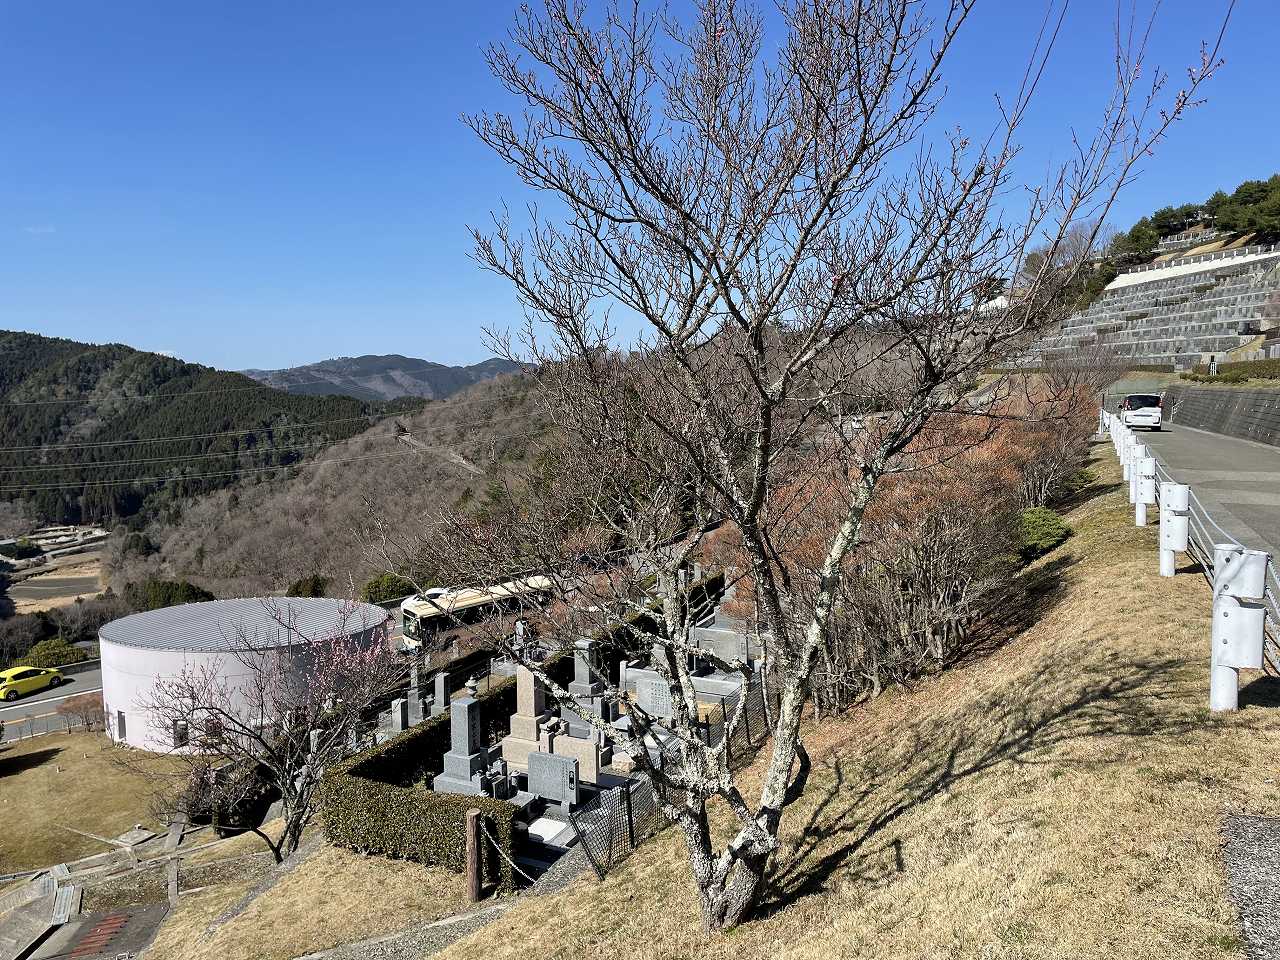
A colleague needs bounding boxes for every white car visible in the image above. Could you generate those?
[1120,393,1163,431]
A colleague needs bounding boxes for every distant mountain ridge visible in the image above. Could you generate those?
[0,331,411,524]
[242,354,522,402]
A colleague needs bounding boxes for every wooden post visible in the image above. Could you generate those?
[465,809,482,902]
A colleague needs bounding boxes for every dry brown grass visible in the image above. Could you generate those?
[143,844,470,960]
[0,732,177,871]
[440,448,1277,960]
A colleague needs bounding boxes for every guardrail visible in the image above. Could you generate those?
[1101,410,1280,709]
[1116,241,1280,276]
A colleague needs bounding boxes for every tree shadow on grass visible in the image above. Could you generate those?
[756,652,1200,918]
[0,746,63,779]
[950,553,1078,668]
[1053,479,1125,514]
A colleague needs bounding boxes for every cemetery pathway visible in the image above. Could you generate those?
[297,848,590,960]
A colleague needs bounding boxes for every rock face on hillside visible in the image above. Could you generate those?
[242,355,521,402]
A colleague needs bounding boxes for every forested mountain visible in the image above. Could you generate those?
[106,371,547,598]
[0,331,421,524]
[242,354,521,401]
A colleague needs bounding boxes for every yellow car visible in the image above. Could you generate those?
[0,666,65,701]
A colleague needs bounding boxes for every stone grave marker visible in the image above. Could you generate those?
[528,751,579,811]
[431,671,450,717]
[636,678,674,719]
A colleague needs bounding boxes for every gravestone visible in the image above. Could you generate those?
[431,671,449,717]
[528,751,579,813]
[391,698,409,733]
[636,678,674,719]
[500,665,552,774]
[562,638,618,740]
[432,696,489,796]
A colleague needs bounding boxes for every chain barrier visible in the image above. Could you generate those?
[478,819,540,885]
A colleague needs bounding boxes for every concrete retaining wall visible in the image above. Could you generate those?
[1164,387,1280,447]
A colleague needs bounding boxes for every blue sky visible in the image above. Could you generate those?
[0,0,1271,371]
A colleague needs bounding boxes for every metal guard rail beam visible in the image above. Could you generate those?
[1104,409,1280,688]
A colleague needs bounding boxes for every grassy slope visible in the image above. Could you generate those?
[0,732,179,871]
[440,447,1280,960]
[144,843,469,960]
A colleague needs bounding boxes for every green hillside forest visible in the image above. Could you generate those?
[0,330,419,524]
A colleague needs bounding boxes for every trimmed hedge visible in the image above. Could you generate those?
[319,656,574,892]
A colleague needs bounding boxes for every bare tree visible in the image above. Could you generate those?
[136,601,404,862]
[374,0,1226,930]
[57,692,105,731]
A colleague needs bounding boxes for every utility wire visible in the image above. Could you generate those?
[0,431,539,492]
[0,393,539,454]
[0,412,546,470]
[0,376,371,406]
[0,415,389,454]
[0,378,532,406]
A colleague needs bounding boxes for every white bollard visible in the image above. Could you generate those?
[1158,482,1189,577]
[1135,456,1156,526]
[1209,544,1271,712]
[1127,442,1146,498]
[1123,434,1138,477]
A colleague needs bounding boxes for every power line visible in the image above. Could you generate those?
[0,412,546,470]
[0,376,367,406]
[0,377,533,407]
[0,438,349,472]
[0,431,540,492]
[0,392,539,454]
[0,415,386,454]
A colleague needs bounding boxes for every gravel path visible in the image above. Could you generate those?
[1222,814,1280,959]
[297,850,592,960]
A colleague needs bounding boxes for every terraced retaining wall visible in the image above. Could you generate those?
[1164,386,1280,447]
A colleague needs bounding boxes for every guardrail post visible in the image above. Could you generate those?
[1135,456,1156,526]
[1158,482,1190,577]
[1127,443,1147,503]
[1209,544,1271,712]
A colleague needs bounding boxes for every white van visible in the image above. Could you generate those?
[1120,393,1163,431]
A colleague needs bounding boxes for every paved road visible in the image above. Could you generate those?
[0,668,102,736]
[1132,423,1280,561]
[1108,378,1280,560]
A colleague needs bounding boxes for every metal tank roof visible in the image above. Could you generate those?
[98,597,389,652]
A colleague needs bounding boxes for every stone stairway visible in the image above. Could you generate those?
[0,874,82,960]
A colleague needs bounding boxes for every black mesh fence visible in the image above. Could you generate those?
[692,673,772,770]
[570,673,777,880]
